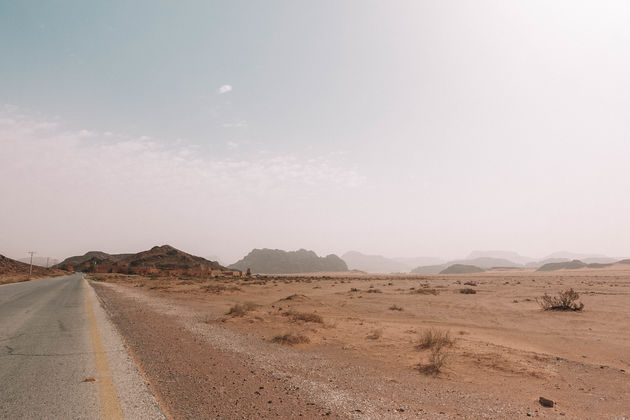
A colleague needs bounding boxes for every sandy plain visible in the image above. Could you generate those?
[90,265,630,419]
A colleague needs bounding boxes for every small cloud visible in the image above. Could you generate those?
[221,120,248,128]
[218,85,232,94]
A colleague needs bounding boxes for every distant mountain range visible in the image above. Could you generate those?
[341,251,443,273]
[230,249,347,274]
[55,245,225,273]
[411,250,627,274]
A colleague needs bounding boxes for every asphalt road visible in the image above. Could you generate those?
[0,274,164,420]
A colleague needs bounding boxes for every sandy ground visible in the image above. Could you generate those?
[90,266,630,419]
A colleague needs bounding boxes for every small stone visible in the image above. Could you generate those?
[539,397,554,408]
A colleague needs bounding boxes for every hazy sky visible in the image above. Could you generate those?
[1,1,629,264]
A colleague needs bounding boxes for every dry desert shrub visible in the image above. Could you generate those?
[409,288,439,295]
[226,302,258,317]
[271,333,310,345]
[416,328,453,375]
[459,288,477,294]
[366,288,383,293]
[537,288,584,311]
[389,305,403,311]
[284,310,323,324]
[417,346,448,375]
[416,328,453,350]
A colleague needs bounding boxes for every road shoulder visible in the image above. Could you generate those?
[85,278,166,420]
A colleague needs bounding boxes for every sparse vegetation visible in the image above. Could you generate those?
[416,328,453,350]
[416,328,453,375]
[537,288,584,311]
[366,288,382,293]
[417,346,448,375]
[226,302,257,316]
[284,310,323,323]
[271,333,310,345]
[459,288,477,294]
[410,288,439,295]
[389,305,403,311]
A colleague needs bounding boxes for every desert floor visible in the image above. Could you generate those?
[90,266,630,419]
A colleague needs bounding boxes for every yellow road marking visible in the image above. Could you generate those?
[84,280,124,420]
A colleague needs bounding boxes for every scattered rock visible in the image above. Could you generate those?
[539,397,554,407]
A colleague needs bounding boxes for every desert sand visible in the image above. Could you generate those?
[90,265,630,418]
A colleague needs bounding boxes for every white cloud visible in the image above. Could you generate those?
[218,84,232,94]
[221,120,248,128]
[0,108,364,207]
[0,108,367,260]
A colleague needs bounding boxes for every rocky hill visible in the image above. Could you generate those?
[56,245,225,273]
[536,260,587,272]
[439,264,484,274]
[0,254,65,283]
[230,249,348,274]
[412,256,519,274]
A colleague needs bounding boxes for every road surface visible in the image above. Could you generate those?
[0,274,164,419]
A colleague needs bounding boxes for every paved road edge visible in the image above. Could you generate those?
[84,277,166,420]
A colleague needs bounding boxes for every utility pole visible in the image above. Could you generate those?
[46,257,50,268]
[27,251,36,279]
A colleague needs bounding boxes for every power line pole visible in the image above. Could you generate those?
[27,251,36,279]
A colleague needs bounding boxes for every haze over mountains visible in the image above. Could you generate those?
[6,245,625,276]
[341,249,628,274]
[229,249,347,274]
[341,251,443,274]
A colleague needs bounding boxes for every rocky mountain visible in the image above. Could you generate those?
[230,249,348,274]
[536,260,587,272]
[56,251,132,271]
[341,251,410,273]
[524,258,569,268]
[466,250,535,265]
[411,256,520,274]
[439,264,484,274]
[410,264,450,275]
[56,245,225,273]
[450,257,520,268]
[535,259,625,272]
[542,251,615,264]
